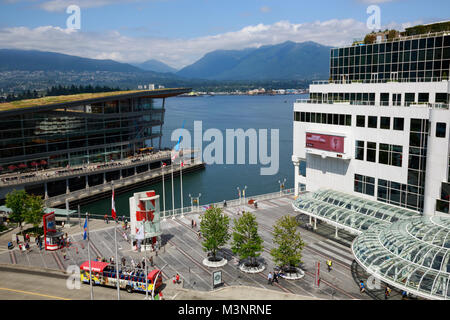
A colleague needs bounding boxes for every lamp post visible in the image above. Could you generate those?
[237,187,241,205]
[152,263,168,300]
[161,162,166,220]
[278,178,287,195]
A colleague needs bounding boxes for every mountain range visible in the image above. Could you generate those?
[176,41,331,80]
[0,41,331,92]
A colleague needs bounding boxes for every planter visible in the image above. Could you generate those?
[202,254,228,268]
[279,267,305,280]
[239,261,266,274]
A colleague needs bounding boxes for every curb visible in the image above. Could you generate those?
[0,263,68,277]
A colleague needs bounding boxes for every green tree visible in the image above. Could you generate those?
[5,189,28,230]
[231,212,264,267]
[270,215,305,272]
[364,33,376,45]
[24,194,44,228]
[200,206,230,261]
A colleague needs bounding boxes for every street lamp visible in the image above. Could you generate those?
[278,178,287,195]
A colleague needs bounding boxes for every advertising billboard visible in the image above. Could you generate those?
[306,133,345,153]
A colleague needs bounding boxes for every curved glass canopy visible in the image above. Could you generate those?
[292,189,420,234]
[352,216,450,300]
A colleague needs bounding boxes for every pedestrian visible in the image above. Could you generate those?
[359,280,365,294]
[193,220,197,228]
[267,272,273,285]
[191,219,194,228]
[150,256,154,267]
[172,275,176,284]
[385,286,391,300]
[142,257,146,270]
[176,273,180,284]
[122,257,126,267]
[273,270,279,283]
[63,250,67,260]
[197,231,201,239]
[401,291,407,300]
[327,259,332,272]
[104,214,108,224]
[223,200,227,207]
[16,235,19,245]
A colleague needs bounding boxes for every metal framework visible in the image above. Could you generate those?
[352,216,450,300]
[292,189,419,233]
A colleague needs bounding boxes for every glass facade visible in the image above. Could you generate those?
[0,96,164,171]
[352,216,450,300]
[330,35,450,82]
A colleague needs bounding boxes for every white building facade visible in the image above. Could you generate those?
[293,32,450,217]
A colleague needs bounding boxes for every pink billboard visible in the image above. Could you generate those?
[306,133,344,153]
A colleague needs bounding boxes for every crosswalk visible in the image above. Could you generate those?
[306,239,355,268]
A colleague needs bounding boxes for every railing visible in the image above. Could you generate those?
[44,159,203,206]
[0,150,198,187]
[312,77,448,85]
[295,99,449,109]
[159,188,295,220]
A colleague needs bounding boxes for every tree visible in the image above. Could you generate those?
[200,206,230,261]
[231,212,264,267]
[270,215,305,272]
[5,189,29,230]
[24,194,44,228]
[364,33,376,45]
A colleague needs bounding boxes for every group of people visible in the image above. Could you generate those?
[12,233,44,252]
[267,270,282,285]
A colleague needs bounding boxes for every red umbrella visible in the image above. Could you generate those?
[31,161,39,167]
[8,165,17,171]
[18,163,27,169]
[40,160,47,165]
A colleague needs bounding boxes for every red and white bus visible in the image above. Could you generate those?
[80,261,163,294]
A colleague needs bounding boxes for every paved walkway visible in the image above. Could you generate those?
[0,195,373,300]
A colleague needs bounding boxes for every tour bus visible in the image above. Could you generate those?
[80,261,163,294]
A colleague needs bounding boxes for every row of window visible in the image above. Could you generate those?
[331,36,450,58]
[356,115,405,130]
[355,141,403,167]
[294,112,352,126]
[354,174,425,212]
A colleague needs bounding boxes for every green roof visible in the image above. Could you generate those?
[0,88,187,112]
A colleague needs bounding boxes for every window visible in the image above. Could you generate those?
[380,117,390,130]
[355,141,364,160]
[418,93,429,103]
[356,115,365,127]
[379,144,403,167]
[393,118,404,131]
[354,174,375,196]
[368,116,378,128]
[436,123,447,138]
[366,142,377,162]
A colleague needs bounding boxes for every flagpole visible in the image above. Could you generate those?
[180,156,184,217]
[171,164,175,218]
[162,162,166,219]
[112,183,120,300]
[86,212,93,300]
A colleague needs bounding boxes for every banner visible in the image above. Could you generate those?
[306,133,344,153]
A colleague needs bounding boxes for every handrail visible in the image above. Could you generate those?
[295,99,449,109]
[312,77,448,85]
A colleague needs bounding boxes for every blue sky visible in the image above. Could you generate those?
[0,0,448,68]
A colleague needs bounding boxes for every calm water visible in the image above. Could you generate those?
[81,94,307,216]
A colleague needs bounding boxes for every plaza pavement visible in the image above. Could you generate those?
[0,195,376,300]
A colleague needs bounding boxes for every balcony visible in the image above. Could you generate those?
[312,77,448,85]
[295,99,449,109]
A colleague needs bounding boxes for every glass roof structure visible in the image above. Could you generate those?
[292,189,420,234]
[352,216,450,300]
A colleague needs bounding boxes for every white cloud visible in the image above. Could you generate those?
[0,19,416,69]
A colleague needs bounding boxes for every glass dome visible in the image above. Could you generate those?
[352,216,450,300]
[293,189,419,233]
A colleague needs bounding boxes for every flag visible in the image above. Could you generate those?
[162,162,167,167]
[83,217,88,240]
[111,190,117,220]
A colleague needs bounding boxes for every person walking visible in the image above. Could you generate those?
[267,272,273,285]
[176,273,180,284]
[191,219,194,228]
[150,256,154,267]
[326,259,332,272]
[141,257,146,270]
[273,270,279,283]
[359,280,365,294]
[385,286,391,300]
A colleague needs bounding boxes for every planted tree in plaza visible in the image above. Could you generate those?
[24,194,44,228]
[270,215,305,273]
[200,206,230,261]
[5,189,29,230]
[231,212,263,267]
[5,190,45,232]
